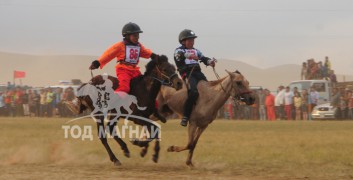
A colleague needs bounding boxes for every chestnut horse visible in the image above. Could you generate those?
[157,70,255,166]
[67,55,182,166]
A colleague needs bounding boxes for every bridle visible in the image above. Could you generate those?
[153,65,178,86]
[212,67,252,101]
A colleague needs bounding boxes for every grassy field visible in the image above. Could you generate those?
[1,117,353,179]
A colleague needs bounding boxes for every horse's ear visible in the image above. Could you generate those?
[225,69,236,79]
[151,54,160,64]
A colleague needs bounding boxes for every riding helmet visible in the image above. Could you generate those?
[122,22,143,37]
[178,29,197,44]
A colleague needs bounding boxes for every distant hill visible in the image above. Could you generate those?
[1,52,352,90]
[202,59,353,90]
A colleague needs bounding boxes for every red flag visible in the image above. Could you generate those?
[14,70,26,79]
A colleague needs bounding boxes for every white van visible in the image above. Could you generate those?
[289,80,332,105]
[48,85,80,95]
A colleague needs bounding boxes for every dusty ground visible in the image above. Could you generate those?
[1,117,353,179]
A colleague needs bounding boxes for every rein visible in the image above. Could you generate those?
[212,67,240,109]
[212,67,229,96]
[183,66,196,90]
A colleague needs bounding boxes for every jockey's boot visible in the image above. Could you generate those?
[180,116,188,127]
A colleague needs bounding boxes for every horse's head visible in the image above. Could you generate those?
[226,70,255,105]
[71,82,95,113]
[145,55,183,90]
[64,82,91,115]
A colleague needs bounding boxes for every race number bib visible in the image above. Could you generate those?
[125,45,140,64]
[184,49,198,65]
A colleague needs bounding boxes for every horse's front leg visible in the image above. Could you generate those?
[186,126,206,167]
[96,113,121,166]
[106,114,130,158]
[152,140,160,163]
[131,138,150,157]
[149,124,161,163]
[167,122,197,153]
[135,124,160,162]
[152,109,167,123]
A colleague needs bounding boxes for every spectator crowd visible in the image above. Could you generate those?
[301,56,337,84]
[0,85,77,117]
[219,56,352,121]
[219,85,353,121]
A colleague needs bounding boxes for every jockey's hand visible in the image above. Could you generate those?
[89,60,100,70]
[150,53,159,63]
[208,58,217,67]
[185,53,199,60]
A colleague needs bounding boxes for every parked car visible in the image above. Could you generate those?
[311,103,336,120]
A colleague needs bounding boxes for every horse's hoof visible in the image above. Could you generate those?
[159,116,167,123]
[186,161,194,167]
[114,160,122,166]
[140,150,147,157]
[167,146,174,152]
[152,155,158,163]
[124,152,130,158]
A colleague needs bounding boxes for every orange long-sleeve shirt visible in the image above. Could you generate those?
[98,41,152,70]
[265,94,275,106]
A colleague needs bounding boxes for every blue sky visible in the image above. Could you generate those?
[1,0,353,74]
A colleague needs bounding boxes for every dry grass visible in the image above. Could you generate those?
[1,117,353,179]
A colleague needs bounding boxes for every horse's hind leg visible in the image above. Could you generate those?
[106,118,130,158]
[96,114,121,166]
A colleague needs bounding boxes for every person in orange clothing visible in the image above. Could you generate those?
[89,22,159,95]
[265,89,276,121]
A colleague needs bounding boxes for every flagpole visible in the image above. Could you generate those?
[13,70,15,86]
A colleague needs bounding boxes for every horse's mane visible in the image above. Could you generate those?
[207,70,242,87]
[80,75,119,90]
[77,83,87,91]
[208,76,227,86]
[144,55,168,76]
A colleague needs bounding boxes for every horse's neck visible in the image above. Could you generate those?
[148,77,162,100]
[133,75,161,103]
[205,76,232,110]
